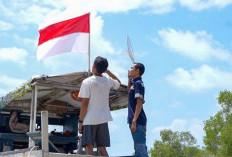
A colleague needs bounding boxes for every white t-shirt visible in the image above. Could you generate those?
[78,75,120,125]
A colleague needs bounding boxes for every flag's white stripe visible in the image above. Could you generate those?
[37,33,89,61]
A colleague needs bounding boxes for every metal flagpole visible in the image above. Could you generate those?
[88,12,91,76]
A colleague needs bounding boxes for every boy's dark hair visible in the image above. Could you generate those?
[94,56,108,74]
[134,62,145,76]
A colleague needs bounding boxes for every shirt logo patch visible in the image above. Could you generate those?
[130,85,135,90]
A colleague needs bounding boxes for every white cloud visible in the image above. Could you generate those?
[0,20,13,31]
[13,35,37,50]
[42,52,88,73]
[0,75,25,88]
[107,58,129,82]
[62,0,232,15]
[63,0,145,14]
[90,13,115,55]
[152,118,204,145]
[153,119,187,132]
[179,0,232,11]
[41,0,65,9]
[1,0,232,29]
[63,0,232,14]
[189,119,205,142]
[0,1,61,26]
[19,5,53,25]
[134,51,149,58]
[145,0,175,14]
[0,47,28,65]
[0,2,15,17]
[111,109,127,118]
[0,75,25,96]
[158,28,232,62]
[166,65,232,91]
[169,102,182,108]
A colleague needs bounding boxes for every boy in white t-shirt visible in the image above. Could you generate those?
[78,56,121,156]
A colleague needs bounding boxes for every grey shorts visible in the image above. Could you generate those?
[82,123,110,147]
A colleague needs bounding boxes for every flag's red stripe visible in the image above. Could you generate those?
[38,13,89,46]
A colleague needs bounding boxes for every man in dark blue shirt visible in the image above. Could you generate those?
[128,63,148,157]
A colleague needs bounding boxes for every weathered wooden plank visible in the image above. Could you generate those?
[36,81,81,91]
[41,111,48,153]
[0,149,42,157]
[29,85,38,147]
[38,89,63,105]
[41,90,71,106]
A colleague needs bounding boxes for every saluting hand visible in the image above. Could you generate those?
[128,70,132,81]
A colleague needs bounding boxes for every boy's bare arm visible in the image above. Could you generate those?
[105,69,121,83]
[78,98,89,134]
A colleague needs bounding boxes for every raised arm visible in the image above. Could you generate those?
[105,69,121,83]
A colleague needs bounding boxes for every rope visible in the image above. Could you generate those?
[27,146,38,157]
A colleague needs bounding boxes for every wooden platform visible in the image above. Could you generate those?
[0,149,93,157]
[0,149,134,157]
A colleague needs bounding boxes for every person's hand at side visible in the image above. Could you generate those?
[131,121,137,132]
[78,122,83,134]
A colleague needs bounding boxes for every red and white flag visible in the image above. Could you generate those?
[37,13,90,61]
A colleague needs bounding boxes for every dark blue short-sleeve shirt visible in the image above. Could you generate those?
[128,77,147,126]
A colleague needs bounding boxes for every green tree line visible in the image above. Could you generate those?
[149,90,232,157]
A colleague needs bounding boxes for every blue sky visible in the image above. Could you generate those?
[1,0,232,156]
